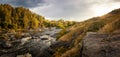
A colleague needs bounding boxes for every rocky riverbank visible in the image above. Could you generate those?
[0,27,62,57]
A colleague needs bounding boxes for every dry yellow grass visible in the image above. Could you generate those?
[61,47,79,57]
[98,18,120,34]
[55,8,120,57]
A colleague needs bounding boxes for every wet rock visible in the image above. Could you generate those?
[0,28,60,57]
[0,53,15,57]
[0,40,12,49]
[17,53,32,57]
[3,42,12,49]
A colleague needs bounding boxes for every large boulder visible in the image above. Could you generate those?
[82,32,120,57]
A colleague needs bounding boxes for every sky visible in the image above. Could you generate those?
[0,0,120,21]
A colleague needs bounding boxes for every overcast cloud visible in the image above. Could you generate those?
[0,0,120,21]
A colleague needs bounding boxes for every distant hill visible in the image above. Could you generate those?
[53,8,120,57]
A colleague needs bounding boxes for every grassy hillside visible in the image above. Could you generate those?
[53,8,120,57]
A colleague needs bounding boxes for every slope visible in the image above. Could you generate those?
[53,8,120,57]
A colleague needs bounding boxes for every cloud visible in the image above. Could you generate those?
[30,0,95,21]
[112,0,120,2]
[0,0,120,21]
[0,0,45,8]
[33,0,120,21]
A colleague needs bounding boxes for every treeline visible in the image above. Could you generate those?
[44,19,76,29]
[0,4,76,30]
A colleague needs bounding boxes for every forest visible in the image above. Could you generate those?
[0,4,76,30]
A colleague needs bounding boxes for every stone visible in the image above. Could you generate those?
[17,53,32,57]
[82,32,120,57]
